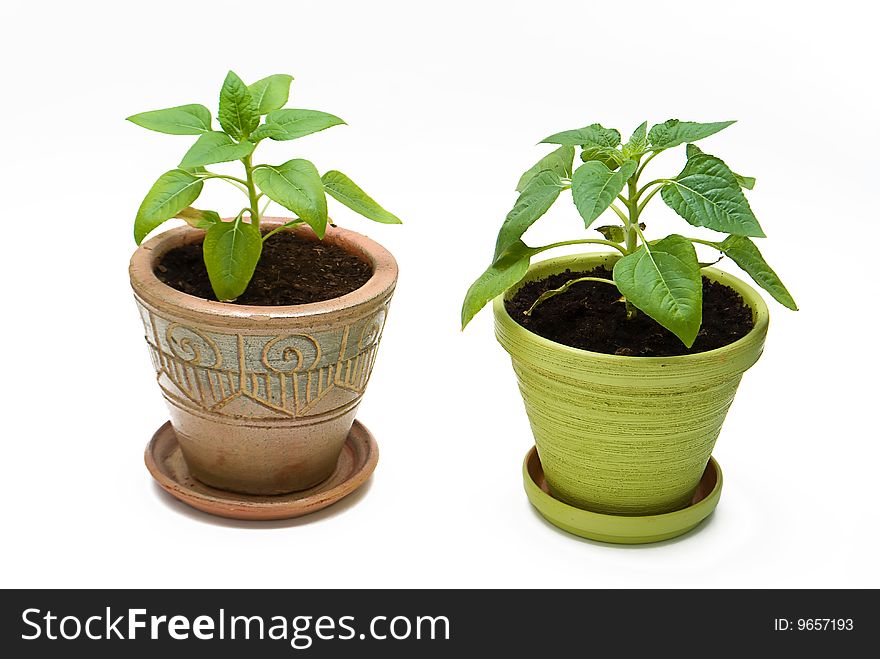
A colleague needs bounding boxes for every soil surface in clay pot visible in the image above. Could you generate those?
[155,231,373,305]
[506,266,754,357]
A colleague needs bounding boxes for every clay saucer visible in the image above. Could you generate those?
[523,446,722,544]
[145,421,378,521]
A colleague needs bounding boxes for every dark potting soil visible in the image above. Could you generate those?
[154,230,373,305]
[505,266,754,357]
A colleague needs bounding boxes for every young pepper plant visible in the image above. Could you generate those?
[461,120,797,347]
[129,71,401,301]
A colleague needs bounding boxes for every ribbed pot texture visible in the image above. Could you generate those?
[129,219,397,495]
[494,252,768,515]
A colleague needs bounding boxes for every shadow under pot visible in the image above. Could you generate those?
[494,251,768,517]
[129,218,398,495]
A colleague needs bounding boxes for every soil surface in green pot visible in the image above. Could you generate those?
[156,230,373,305]
[506,266,754,357]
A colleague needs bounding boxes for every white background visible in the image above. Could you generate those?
[1,0,877,588]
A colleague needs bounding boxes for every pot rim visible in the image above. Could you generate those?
[493,251,769,364]
[129,217,398,323]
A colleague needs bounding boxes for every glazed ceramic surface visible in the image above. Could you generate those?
[523,446,722,544]
[495,252,768,515]
[130,218,397,495]
[146,420,379,521]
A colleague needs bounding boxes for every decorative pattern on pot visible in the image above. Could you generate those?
[135,301,389,421]
[129,222,399,496]
[494,252,768,516]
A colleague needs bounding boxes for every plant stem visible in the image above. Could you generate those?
[610,204,629,224]
[242,154,261,231]
[261,219,305,243]
[536,238,628,256]
[684,236,720,248]
[637,185,664,213]
[625,176,640,255]
[635,150,659,180]
[259,197,271,217]
[524,276,618,316]
[199,174,249,194]
[623,167,641,318]
[635,179,668,200]
[200,173,248,186]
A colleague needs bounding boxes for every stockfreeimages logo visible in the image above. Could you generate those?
[21,608,450,649]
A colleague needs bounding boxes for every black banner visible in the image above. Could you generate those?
[1,589,874,656]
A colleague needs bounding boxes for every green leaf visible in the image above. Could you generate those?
[685,143,702,159]
[126,104,212,135]
[493,170,563,259]
[516,146,574,193]
[613,235,703,347]
[253,159,328,237]
[714,235,797,310]
[461,240,534,329]
[688,143,755,190]
[571,160,637,228]
[595,225,626,242]
[648,119,735,151]
[251,109,346,141]
[322,170,402,224]
[175,207,221,230]
[661,150,765,237]
[247,74,294,114]
[134,169,204,244]
[580,145,625,169]
[734,172,756,190]
[540,123,621,147]
[179,131,255,168]
[622,121,648,158]
[202,218,263,301]
[218,71,259,140]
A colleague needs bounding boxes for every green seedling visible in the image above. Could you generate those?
[461,120,796,346]
[129,71,401,301]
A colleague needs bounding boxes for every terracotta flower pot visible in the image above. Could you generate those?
[494,252,768,516]
[129,218,397,495]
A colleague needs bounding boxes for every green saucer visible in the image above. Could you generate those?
[523,447,722,544]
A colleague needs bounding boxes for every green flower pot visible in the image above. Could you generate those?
[494,252,769,516]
